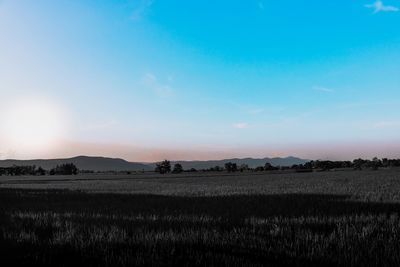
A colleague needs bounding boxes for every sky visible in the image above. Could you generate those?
[0,0,399,161]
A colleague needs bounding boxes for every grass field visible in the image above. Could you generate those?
[1,169,400,266]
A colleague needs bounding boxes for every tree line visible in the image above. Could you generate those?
[2,157,399,176]
[154,158,400,174]
[0,163,79,176]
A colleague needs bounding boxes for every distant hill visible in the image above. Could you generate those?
[0,156,152,172]
[0,156,309,172]
[160,156,309,170]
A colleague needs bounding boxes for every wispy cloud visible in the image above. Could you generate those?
[312,86,335,93]
[365,1,399,13]
[258,2,264,10]
[143,73,173,97]
[131,0,154,21]
[233,122,249,129]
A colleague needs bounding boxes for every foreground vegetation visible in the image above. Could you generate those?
[2,157,400,177]
[1,169,400,266]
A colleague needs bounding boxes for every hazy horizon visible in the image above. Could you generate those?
[1,1,399,161]
[2,139,400,163]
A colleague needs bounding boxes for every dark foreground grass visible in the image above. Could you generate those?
[1,189,400,266]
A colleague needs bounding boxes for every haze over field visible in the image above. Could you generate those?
[0,0,399,161]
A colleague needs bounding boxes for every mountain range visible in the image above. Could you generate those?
[0,156,309,172]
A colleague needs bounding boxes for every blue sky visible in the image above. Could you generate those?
[0,0,399,161]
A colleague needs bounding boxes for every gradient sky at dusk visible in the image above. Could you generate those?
[0,0,399,161]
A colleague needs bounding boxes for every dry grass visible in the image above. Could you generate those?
[1,169,400,266]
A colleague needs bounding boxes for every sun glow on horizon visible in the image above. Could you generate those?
[0,100,68,154]
[0,1,399,160]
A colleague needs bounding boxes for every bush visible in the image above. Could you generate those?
[50,163,78,175]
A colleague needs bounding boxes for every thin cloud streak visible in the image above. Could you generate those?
[143,73,174,97]
[365,1,399,13]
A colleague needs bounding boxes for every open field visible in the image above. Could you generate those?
[1,169,400,266]
[2,169,400,201]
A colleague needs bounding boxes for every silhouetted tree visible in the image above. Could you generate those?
[382,158,389,168]
[172,163,183,174]
[224,162,237,172]
[239,164,249,172]
[371,157,382,170]
[353,158,364,170]
[155,160,171,174]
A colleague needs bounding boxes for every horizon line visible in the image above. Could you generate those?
[2,154,398,164]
